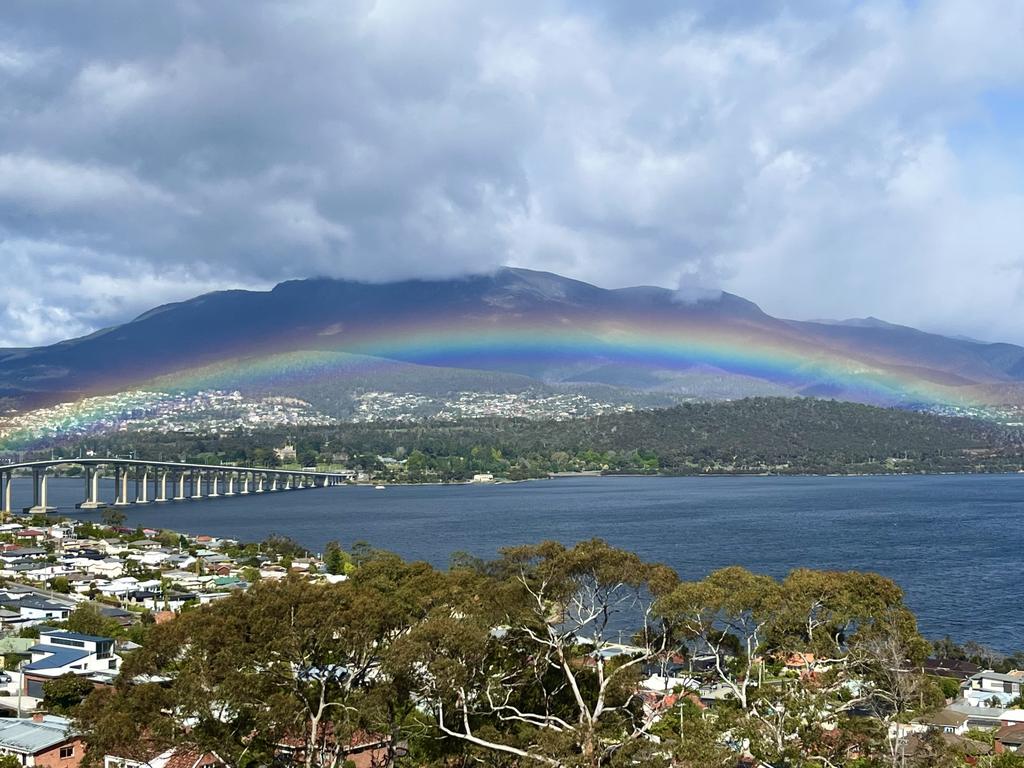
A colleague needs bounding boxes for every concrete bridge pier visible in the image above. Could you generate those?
[270,476,278,492]
[26,468,56,513]
[0,471,12,517]
[209,473,220,498]
[136,471,151,504]
[191,470,204,500]
[156,471,169,502]
[241,474,250,495]
[175,472,187,501]
[78,467,105,509]
[113,466,133,507]
[226,474,236,496]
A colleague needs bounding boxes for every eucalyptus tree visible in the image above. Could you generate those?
[78,553,445,768]
[655,566,939,767]
[397,539,679,768]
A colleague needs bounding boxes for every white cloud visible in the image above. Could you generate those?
[0,0,1023,345]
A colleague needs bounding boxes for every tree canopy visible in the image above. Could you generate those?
[77,541,966,768]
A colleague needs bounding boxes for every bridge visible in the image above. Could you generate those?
[0,458,347,514]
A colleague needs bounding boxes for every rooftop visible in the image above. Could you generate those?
[0,714,75,753]
[971,670,1024,684]
[40,628,114,644]
[24,642,89,671]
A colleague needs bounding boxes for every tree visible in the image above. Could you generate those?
[79,555,446,767]
[324,540,350,576]
[400,539,679,768]
[658,566,782,710]
[65,603,122,638]
[101,508,127,529]
[261,534,309,559]
[847,607,940,768]
[49,575,71,594]
[43,673,96,714]
[656,567,934,767]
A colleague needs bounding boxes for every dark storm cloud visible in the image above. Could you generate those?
[1,0,1024,345]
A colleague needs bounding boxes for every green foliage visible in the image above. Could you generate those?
[65,603,122,638]
[933,675,963,699]
[990,753,1024,767]
[101,508,127,528]
[324,540,351,575]
[43,673,96,714]
[259,533,309,558]
[79,558,445,766]
[48,575,71,594]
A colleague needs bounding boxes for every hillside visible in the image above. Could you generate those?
[64,398,1024,478]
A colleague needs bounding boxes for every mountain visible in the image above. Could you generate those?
[2,267,1024,417]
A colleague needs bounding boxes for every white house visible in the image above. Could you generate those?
[910,708,970,736]
[1,595,74,626]
[96,577,142,600]
[22,628,122,698]
[965,670,1024,708]
[85,558,126,579]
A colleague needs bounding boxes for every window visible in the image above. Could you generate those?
[109,659,117,669]
[51,637,86,648]
[60,745,75,758]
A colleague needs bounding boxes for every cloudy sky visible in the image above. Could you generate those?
[2,0,1024,346]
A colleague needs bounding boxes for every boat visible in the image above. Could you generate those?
[374,484,386,490]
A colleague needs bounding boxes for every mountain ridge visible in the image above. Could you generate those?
[2,267,1023,413]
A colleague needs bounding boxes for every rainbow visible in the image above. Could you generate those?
[0,307,993,449]
[150,311,982,407]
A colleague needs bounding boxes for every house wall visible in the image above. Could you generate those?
[978,678,1021,694]
[32,737,85,768]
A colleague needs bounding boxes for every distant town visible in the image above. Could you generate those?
[0,388,637,450]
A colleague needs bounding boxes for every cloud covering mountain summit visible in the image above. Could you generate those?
[2,0,1024,345]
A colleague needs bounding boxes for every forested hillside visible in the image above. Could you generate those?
[56,398,1024,478]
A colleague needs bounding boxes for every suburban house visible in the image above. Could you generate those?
[911,708,970,736]
[0,713,83,767]
[995,709,1024,752]
[0,593,75,627]
[964,670,1024,708]
[21,628,121,698]
[996,723,1024,754]
[0,547,48,563]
